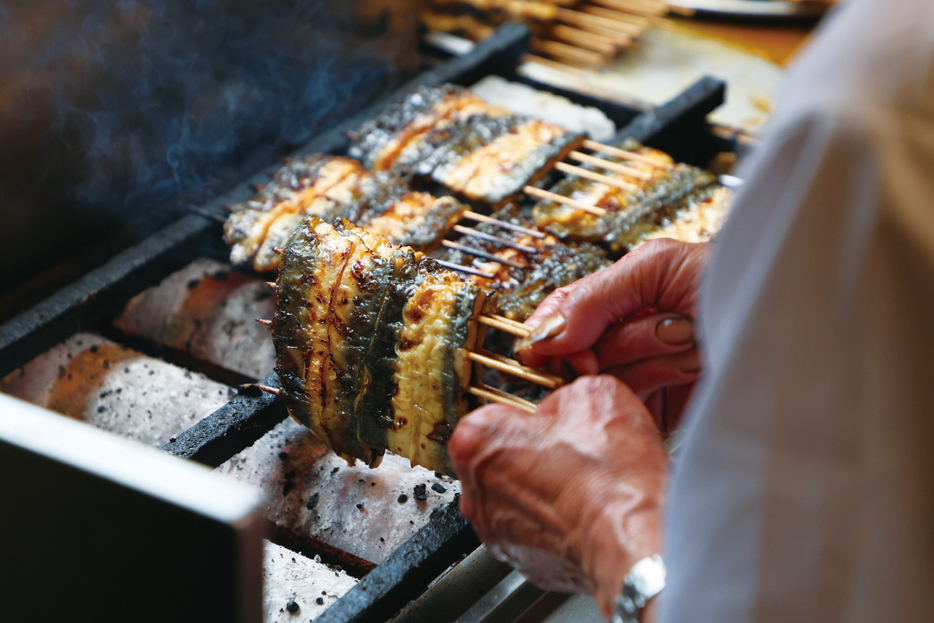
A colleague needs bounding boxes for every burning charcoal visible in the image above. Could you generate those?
[114,258,276,380]
[217,418,460,564]
[0,333,231,447]
[262,541,355,623]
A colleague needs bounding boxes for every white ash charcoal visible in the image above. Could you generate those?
[217,418,460,564]
[0,333,235,447]
[470,75,617,142]
[263,541,356,623]
[114,257,276,380]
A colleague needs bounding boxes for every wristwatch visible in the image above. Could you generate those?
[611,554,666,623]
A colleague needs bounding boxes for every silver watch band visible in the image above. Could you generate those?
[611,554,666,623]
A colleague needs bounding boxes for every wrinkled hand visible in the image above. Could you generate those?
[449,376,667,619]
[518,239,711,432]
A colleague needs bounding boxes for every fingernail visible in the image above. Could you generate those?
[656,317,694,346]
[673,348,701,374]
[515,313,567,351]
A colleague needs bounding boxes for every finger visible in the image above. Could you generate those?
[596,314,696,369]
[643,389,666,431]
[565,349,600,377]
[516,267,615,367]
[525,239,710,358]
[602,348,701,397]
[521,268,604,330]
[661,383,696,434]
[449,404,524,490]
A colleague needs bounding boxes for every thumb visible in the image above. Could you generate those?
[524,239,709,358]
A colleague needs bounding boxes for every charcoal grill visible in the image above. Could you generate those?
[0,22,736,623]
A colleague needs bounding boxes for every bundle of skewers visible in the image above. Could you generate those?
[213,82,731,474]
[422,0,692,71]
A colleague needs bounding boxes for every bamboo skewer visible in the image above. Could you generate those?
[568,150,653,179]
[549,24,619,55]
[583,140,672,169]
[488,314,533,334]
[524,185,607,216]
[589,0,669,16]
[554,21,634,46]
[581,5,659,29]
[552,23,630,49]
[478,314,533,337]
[253,384,281,396]
[469,351,564,389]
[520,53,590,76]
[557,8,645,36]
[555,162,641,192]
[463,210,547,239]
[531,38,609,67]
[436,259,497,280]
[452,225,538,254]
[585,1,654,27]
[441,240,525,269]
[468,386,537,413]
[256,318,274,327]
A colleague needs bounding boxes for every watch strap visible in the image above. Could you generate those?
[612,554,666,623]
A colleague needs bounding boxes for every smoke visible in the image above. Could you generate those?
[0,0,420,288]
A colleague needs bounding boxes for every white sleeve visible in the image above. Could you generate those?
[659,64,934,623]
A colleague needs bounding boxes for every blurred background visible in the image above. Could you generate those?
[0,0,424,295]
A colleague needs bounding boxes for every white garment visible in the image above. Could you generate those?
[662,1,934,621]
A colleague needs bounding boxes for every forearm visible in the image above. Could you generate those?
[579,469,665,619]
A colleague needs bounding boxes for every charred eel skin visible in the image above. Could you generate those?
[273,215,490,475]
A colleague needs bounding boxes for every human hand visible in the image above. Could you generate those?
[449,375,667,619]
[517,239,710,432]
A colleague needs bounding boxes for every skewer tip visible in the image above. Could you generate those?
[254,384,280,396]
[240,383,281,397]
[256,318,274,326]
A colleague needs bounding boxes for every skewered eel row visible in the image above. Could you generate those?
[224,156,468,272]
[531,139,733,254]
[273,216,495,475]
[223,84,732,312]
[346,84,582,205]
[249,85,736,474]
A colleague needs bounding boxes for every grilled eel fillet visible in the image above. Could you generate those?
[224,157,468,272]
[224,155,366,270]
[347,84,497,171]
[348,84,583,207]
[273,216,492,475]
[443,205,611,321]
[532,140,732,253]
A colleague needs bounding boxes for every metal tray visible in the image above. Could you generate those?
[668,0,832,18]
